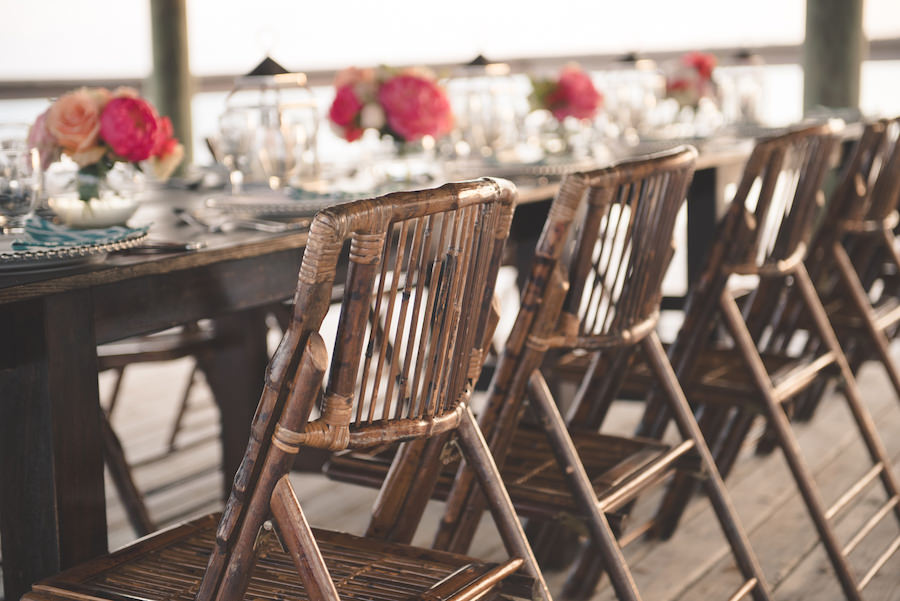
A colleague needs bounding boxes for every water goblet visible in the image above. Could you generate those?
[216,108,253,195]
[0,144,41,234]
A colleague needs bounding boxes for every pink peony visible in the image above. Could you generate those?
[100,97,160,161]
[151,116,179,158]
[147,115,183,179]
[545,65,602,121]
[329,85,365,142]
[377,74,453,142]
[46,88,104,154]
[27,109,60,170]
[329,85,363,127]
[682,52,717,81]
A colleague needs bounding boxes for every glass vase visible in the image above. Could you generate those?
[46,160,144,229]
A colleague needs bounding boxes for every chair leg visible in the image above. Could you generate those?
[525,370,650,601]
[524,517,581,571]
[100,413,155,536]
[641,332,771,601]
[794,263,900,517]
[167,362,200,452]
[832,240,900,401]
[720,280,871,601]
[651,404,733,540]
[456,406,553,601]
[561,514,627,601]
[105,366,127,417]
[715,408,757,479]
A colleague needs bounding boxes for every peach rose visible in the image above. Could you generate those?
[334,66,375,89]
[46,88,104,154]
[27,109,60,170]
[112,86,140,99]
[69,146,106,167]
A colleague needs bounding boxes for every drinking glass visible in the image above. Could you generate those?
[216,108,253,195]
[0,125,41,233]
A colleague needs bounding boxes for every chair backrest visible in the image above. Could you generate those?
[637,124,837,438]
[198,179,517,601]
[475,147,696,447]
[505,147,696,360]
[558,147,698,348]
[724,123,836,275]
[825,118,900,228]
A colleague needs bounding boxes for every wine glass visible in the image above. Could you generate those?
[0,125,41,234]
[216,108,253,195]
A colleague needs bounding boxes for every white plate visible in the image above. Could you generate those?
[205,191,352,218]
[0,230,149,272]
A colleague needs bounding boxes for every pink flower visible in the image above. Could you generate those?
[100,97,160,161]
[377,74,453,142]
[146,115,183,180]
[329,85,365,142]
[151,116,178,158]
[333,66,375,90]
[46,88,104,154]
[545,65,602,121]
[27,109,60,170]
[329,85,363,127]
[682,52,717,81]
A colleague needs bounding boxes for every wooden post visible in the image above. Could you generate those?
[149,0,193,166]
[803,0,866,114]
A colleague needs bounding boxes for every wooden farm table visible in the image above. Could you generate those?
[0,194,307,601]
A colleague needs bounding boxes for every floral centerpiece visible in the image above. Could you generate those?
[328,66,454,146]
[528,64,603,122]
[28,87,183,226]
[665,51,718,108]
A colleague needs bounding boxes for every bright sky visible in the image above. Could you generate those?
[2,0,898,80]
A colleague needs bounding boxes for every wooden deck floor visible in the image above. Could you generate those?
[3,348,899,600]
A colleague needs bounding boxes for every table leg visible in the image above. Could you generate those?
[0,291,107,601]
[196,308,269,498]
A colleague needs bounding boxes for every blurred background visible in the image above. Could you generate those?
[2,0,899,167]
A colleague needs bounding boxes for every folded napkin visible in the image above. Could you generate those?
[12,217,149,251]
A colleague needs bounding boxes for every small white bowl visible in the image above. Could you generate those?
[48,195,139,229]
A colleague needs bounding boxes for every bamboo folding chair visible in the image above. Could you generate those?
[783,117,900,423]
[328,147,772,601]
[96,321,220,536]
[23,179,553,601]
[628,125,900,601]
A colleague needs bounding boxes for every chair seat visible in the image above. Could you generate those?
[823,294,900,332]
[327,425,675,520]
[595,346,840,412]
[25,514,532,601]
[97,323,218,371]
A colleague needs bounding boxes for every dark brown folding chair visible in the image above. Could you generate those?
[328,147,772,601]
[23,179,552,601]
[629,124,900,601]
[96,321,220,536]
[787,117,900,422]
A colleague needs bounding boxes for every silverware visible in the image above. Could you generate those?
[174,208,308,234]
[117,239,208,254]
